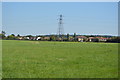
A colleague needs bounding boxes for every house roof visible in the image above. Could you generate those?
[88,37,97,39]
[96,37,109,40]
[44,37,50,39]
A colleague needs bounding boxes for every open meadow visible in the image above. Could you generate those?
[2,40,118,78]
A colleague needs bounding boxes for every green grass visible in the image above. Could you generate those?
[0,40,2,79]
[2,40,118,78]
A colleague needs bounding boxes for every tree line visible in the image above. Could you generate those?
[0,31,120,43]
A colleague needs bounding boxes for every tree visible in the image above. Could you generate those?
[50,35,56,41]
[16,34,21,40]
[0,31,6,39]
[17,34,21,37]
[26,35,32,37]
[11,34,15,37]
[107,36,120,43]
[73,33,76,41]
[2,31,6,35]
[7,34,16,40]
[0,34,5,39]
[67,33,70,41]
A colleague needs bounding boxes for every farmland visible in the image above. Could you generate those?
[2,40,118,78]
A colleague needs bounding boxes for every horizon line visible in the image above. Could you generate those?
[5,33,118,36]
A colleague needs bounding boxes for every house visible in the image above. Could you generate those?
[76,36,87,42]
[69,37,74,41]
[36,37,41,40]
[56,37,62,41]
[96,37,109,42]
[89,37,99,42]
[18,37,23,40]
[43,37,50,41]
[28,37,33,40]
[23,36,36,40]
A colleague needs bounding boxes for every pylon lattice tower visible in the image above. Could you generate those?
[58,14,64,38]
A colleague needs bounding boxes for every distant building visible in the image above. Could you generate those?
[18,37,23,40]
[36,37,41,40]
[76,36,87,42]
[43,37,50,40]
[96,37,109,42]
[56,37,62,41]
[89,37,99,42]
[69,37,74,41]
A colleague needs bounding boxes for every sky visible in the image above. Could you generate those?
[2,2,118,36]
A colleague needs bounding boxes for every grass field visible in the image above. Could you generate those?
[2,40,118,78]
[0,40,2,79]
